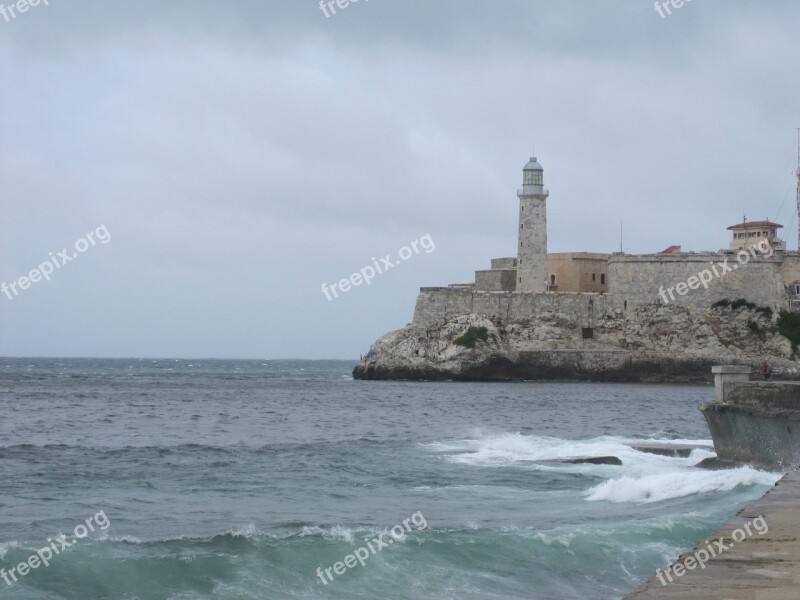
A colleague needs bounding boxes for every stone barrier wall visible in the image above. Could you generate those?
[608,253,785,312]
[412,288,611,329]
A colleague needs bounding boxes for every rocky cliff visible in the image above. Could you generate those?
[353,302,799,382]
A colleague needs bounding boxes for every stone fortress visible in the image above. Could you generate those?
[354,148,800,381]
[413,152,800,331]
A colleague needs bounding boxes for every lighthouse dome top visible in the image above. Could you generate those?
[519,152,547,197]
[523,157,543,171]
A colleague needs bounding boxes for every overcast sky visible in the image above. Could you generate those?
[1,0,799,359]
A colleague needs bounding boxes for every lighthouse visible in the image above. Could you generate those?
[516,153,549,293]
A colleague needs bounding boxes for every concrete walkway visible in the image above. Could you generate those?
[625,470,800,599]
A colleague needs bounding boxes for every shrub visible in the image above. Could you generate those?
[756,306,774,318]
[715,298,773,318]
[747,320,762,335]
[453,326,490,349]
[777,312,800,351]
[731,298,756,310]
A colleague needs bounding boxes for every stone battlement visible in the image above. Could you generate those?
[412,287,610,329]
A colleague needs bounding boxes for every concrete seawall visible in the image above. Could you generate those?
[701,367,800,469]
[627,366,800,598]
[625,470,800,599]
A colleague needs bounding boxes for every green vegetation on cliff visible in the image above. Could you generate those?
[712,298,773,318]
[777,312,800,351]
[454,326,490,349]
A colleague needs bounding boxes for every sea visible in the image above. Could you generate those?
[0,358,782,600]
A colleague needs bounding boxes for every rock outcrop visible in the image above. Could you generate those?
[353,303,798,382]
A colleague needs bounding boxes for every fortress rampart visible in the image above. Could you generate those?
[413,287,610,330]
[607,252,787,312]
[412,250,800,330]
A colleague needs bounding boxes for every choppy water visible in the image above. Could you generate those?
[0,358,781,599]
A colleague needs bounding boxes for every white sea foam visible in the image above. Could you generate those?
[298,524,355,543]
[533,531,576,547]
[425,431,780,505]
[424,433,713,472]
[585,467,781,504]
[109,535,145,544]
[0,541,18,559]
[231,523,257,538]
[425,433,633,464]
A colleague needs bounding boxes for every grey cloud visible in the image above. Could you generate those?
[1,0,799,358]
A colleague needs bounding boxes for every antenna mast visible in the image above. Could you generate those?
[796,128,800,252]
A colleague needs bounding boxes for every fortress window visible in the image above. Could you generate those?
[624,300,628,310]
[601,274,606,285]
[550,274,556,286]
[521,224,524,229]
[592,273,596,282]
[582,327,594,339]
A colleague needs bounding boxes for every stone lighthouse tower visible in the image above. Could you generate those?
[517,153,549,293]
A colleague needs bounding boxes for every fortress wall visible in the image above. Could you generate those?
[413,288,610,329]
[507,291,610,326]
[781,253,800,286]
[608,253,786,311]
[475,269,517,291]
[472,291,514,319]
[490,257,518,269]
[414,288,473,326]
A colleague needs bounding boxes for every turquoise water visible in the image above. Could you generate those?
[0,359,780,599]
